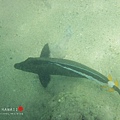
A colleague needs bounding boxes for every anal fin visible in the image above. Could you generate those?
[38,73,51,88]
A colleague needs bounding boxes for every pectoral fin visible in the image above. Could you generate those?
[38,73,51,88]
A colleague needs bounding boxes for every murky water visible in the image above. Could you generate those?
[0,0,120,120]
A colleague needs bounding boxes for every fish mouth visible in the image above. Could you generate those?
[14,63,19,69]
[14,63,23,70]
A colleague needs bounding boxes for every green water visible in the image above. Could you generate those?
[0,0,120,120]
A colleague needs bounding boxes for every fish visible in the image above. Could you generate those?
[14,43,120,95]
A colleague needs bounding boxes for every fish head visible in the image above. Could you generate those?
[14,57,39,73]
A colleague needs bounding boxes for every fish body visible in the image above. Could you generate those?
[14,43,120,94]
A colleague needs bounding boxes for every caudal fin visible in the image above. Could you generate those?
[107,74,120,95]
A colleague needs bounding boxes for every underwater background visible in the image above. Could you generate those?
[0,0,120,120]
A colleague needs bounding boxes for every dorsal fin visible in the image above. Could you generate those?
[40,43,50,58]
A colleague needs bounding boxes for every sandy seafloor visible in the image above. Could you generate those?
[0,0,120,120]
